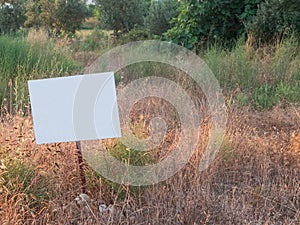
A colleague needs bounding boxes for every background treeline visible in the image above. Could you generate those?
[0,0,299,113]
[1,0,300,45]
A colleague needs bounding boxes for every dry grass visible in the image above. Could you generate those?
[27,28,49,44]
[0,105,299,224]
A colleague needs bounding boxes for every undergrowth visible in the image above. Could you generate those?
[0,35,81,114]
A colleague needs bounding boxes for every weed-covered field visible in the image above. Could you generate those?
[0,32,299,224]
[0,106,299,224]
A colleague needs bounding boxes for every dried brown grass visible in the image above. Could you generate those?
[0,105,299,224]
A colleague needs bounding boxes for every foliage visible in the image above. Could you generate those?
[80,29,109,51]
[254,84,278,110]
[145,0,179,36]
[119,28,151,44]
[203,36,300,109]
[95,0,146,36]
[0,0,26,34]
[55,0,88,35]
[165,0,262,50]
[236,92,250,107]
[0,35,80,112]
[1,159,51,207]
[25,0,88,36]
[86,3,98,17]
[247,0,300,42]
[81,17,99,30]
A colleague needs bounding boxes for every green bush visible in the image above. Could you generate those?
[275,82,300,104]
[0,2,26,34]
[247,0,300,42]
[25,0,88,36]
[165,0,262,50]
[204,38,259,92]
[95,0,146,36]
[236,92,250,107]
[254,84,278,110]
[80,29,109,51]
[270,37,300,84]
[203,36,300,109]
[145,0,179,36]
[119,28,151,44]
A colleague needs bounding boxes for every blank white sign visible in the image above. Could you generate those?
[28,73,121,144]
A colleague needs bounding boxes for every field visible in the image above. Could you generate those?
[0,32,299,224]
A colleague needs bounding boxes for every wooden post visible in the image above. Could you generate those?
[76,141,87,194]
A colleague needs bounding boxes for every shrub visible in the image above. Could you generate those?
[0,2,26,34]
[80,29,109,52]
[25,0,88,36]
[95,0,146,36]
[119,28,151,44]
[165,0,262,50]
[247,0,300,42]
[254,84,278,110]
[145,0,179,36]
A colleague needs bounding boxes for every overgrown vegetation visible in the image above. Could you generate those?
[164,0,263,49]
[25,0,88,36]
[0,0,300,224]
[1,159,51,208]
[145,0,179,36]
[0,107,299,224]
[94,0,146,36]
[0,35,80,113]
[203,36,300,109]
[248,0,300,42]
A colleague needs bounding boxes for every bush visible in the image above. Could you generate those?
[95,0,146,36]
[203,36,300,109]
[0,2,26,34]
[119,28,151,44]
[80,29,109,52]
[247,0,300,42]
[254,84,278,110]
[165,0,262,50]
[145,0,179,36]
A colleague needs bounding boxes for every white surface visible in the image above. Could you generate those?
[28,73,121,144]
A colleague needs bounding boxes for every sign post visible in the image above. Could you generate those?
[76,141,86,193]
[28,72,121,193]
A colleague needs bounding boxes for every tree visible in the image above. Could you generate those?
[55,0,88,34]
[145,0,179,36]
[24,0,42,28]
[95,0,145,36]
[247,0,300,42]
[0,0,26,34]
[25,0,88,36]
[165,0,263,49]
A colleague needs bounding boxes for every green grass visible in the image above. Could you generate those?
[203,36,300,109]
[0,35,81,113]
[1,159,51,208]
[1,33,299,113]
[110,35,299,110]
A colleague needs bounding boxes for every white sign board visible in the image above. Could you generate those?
[28,72,121,144]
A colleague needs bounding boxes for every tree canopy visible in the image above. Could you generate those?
[25,0,88,35]
[0,0,26,34]
[94,0,146,36]
[164,0,263,49]
[145,0,179,36]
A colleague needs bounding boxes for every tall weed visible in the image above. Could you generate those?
[0,36,81,113]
